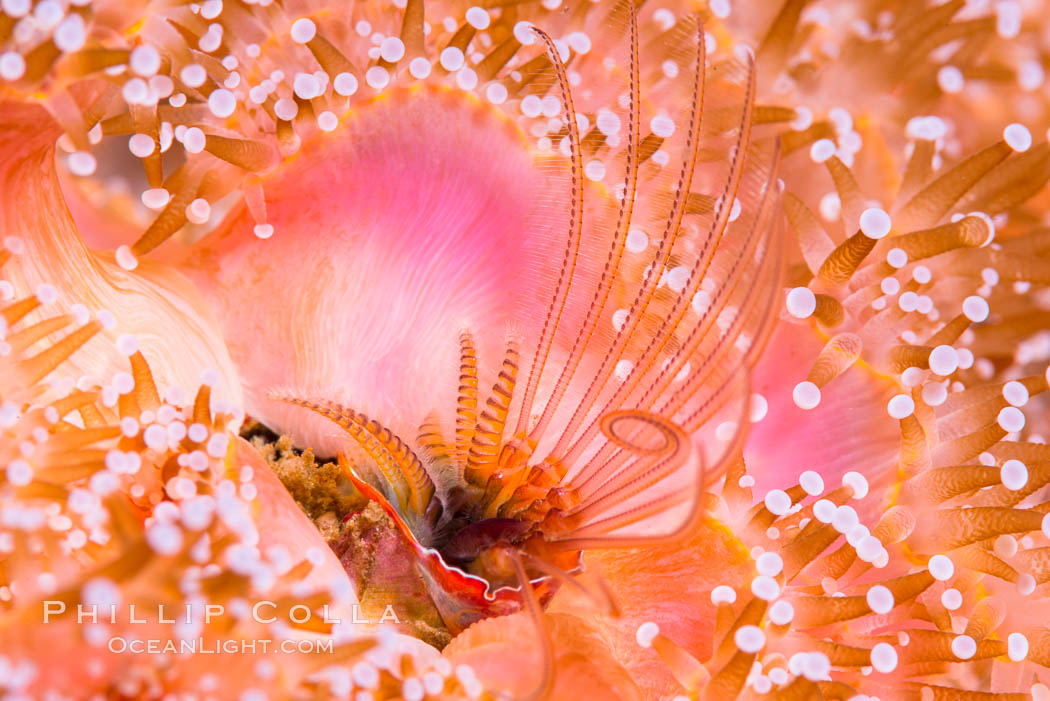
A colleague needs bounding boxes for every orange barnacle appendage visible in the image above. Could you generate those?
[546,16,718,466]
[417,413,452,466]
[510,24,585,442]
[465,341,519,487]
[526,4,642,446]
[277,396,434,516]
[555,410,707,548]
[481,442,535,520]
[454,332,479,461]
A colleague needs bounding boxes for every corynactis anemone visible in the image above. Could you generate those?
[3,0,1050,699]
